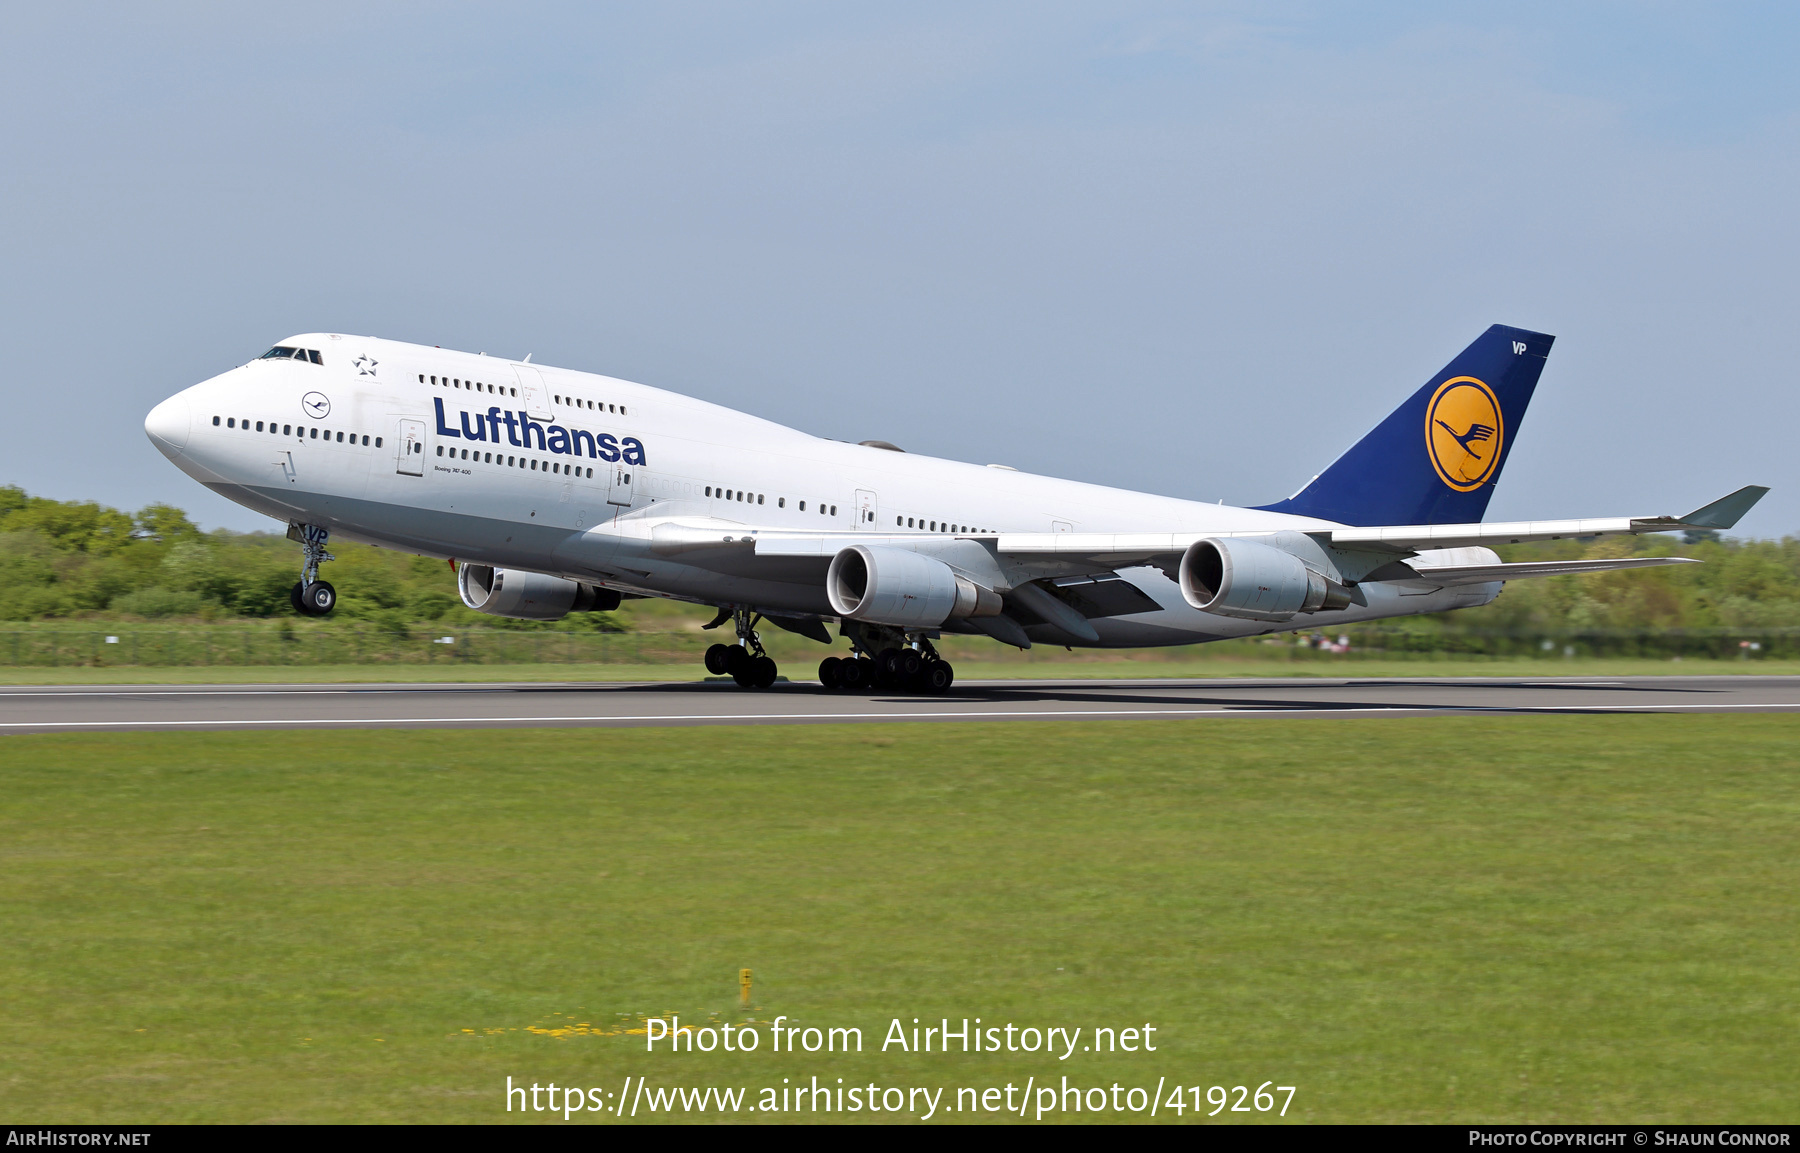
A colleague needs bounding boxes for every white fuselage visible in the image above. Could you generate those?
[144,332,1496,646]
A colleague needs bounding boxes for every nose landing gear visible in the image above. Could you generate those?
[703,608,779,688]
[287,523,337,617]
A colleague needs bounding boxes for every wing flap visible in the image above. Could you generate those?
[1406,556,1700,586]
[1330,517,1639,551]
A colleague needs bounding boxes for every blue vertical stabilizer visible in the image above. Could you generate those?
[1255,324,1553,526]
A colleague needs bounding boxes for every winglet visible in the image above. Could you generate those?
[1677,485,1770,530]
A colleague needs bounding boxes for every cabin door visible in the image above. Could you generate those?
[854,489,878,530]
[606,463,635,508]
[396,419,426,475]
[513,364,554,420]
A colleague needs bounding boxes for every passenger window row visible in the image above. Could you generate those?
[705,486,836,516]
[422,374,630,416]
[554,392,627,416]
[436,444,596,478]
[896,516,988,534]
[260,347,323,364]
[422,374,518,398]
[213,415,380,447]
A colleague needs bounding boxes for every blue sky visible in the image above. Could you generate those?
[3,3,1794,534]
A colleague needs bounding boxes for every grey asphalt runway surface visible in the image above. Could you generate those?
[0,675,1796,733]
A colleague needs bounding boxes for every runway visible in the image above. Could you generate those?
[0,675,1796,733]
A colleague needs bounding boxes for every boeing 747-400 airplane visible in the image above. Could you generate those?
[144,325,1766,692]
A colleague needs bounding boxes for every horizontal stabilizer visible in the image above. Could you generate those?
[1675,485,1770,530]
[1406,556,1700,587]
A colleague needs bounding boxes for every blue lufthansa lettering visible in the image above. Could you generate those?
[433,397,462,438]
[436,402,641,462]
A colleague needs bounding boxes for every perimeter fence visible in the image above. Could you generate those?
[0,627,709,668]
[1312,626,1800,661]
[0,624,1795,668]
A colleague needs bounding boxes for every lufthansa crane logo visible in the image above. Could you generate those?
[301,391,331,419]
[1425,376,1503,491]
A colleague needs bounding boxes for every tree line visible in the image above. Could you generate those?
[2,485,1796,633]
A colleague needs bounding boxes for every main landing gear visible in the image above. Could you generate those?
[287,523,337,617]
[704,608,779,689]
[818,634,954,696]
[699,612,954,694]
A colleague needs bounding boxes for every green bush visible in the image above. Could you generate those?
[109,587,209,618]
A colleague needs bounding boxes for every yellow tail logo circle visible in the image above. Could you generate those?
[1425,376,1503,491]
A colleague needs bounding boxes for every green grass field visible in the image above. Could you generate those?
[2,717,1797,1124]
[0,655,1795,684]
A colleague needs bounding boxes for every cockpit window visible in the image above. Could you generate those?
[258,346,324,365]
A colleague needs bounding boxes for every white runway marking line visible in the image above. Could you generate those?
[1,701,1798,729]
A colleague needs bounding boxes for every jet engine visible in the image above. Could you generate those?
[1178,537,1353,622]
[826,545,1001,628]
[457,564,622,621]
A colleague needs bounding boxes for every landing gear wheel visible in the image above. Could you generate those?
[731,653,776,689]
[921,661,954,695]
[837,657,867,691]
[291,524,336,615]
[705,643,732,675]
[725,644,754,687]
[818,656,843,689]
[300,580,336,616]
[895,649,923,680]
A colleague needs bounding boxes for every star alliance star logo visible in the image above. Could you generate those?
[353,355,379,377]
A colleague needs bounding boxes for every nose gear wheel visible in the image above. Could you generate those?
[288,523,337,617]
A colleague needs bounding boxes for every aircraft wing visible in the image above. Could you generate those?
[1321,485,1769,551]
[990,486,1769,572]
[618,485,1762,605]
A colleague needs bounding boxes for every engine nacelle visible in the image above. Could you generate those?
[457,564,621,621]
[826,545,1001,628]
[1178,537,1353,622]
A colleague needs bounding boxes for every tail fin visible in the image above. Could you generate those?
[1255,324,1553,526]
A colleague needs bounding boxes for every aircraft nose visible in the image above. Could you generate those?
[145,393,191,457]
